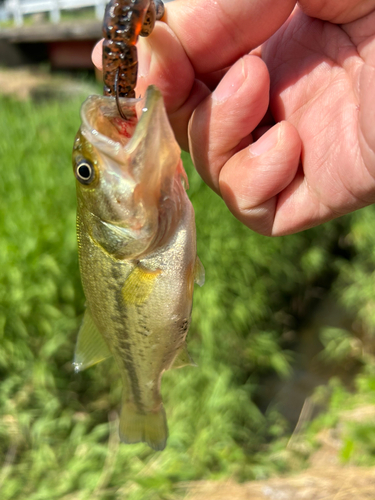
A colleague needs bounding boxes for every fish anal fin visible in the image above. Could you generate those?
[194,256,205,287]
[73,308,112,372]
[171,343,197,369]
[119,402,168,451]
[122,265,162,305]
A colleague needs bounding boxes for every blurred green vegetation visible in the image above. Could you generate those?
[1,90,375,499]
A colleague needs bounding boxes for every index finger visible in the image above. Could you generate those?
[166,0,296,74]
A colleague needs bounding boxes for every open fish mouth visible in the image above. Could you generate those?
[79,85,170,157]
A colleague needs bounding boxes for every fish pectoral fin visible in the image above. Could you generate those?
[194,256,205,287]
[171,343,197,369]
[119,402,168,451]
[73,308,112,372]
[122,265,162,305]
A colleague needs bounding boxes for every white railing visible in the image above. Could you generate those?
[1,0,174,27]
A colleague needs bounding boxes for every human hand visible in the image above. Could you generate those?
[92,0,375,236]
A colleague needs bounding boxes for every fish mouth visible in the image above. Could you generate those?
[79,85,172,160]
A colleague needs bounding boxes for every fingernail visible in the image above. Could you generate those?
[249,126,280,157]
[212,58,246,103]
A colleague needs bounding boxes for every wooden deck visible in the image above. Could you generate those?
[0,19,102,43]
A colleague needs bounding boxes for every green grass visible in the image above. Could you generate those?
[1,90,375,499]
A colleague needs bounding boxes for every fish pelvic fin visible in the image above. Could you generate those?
[73,308,112,372]
[119,402,168,451]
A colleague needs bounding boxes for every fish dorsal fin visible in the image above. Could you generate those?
[171,343,197,369]
[194,256,205,287]
[122,265,161,305]
[73,308,112,373]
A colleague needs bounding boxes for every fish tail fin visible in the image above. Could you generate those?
[119,402,168,451]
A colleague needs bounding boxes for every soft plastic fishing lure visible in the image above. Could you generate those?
[102,0,164,115]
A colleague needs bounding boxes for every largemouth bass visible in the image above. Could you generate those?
[72,86,204,451]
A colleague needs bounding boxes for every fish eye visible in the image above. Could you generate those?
[75,160,95,185]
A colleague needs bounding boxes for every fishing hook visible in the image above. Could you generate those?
[115,67,128,120]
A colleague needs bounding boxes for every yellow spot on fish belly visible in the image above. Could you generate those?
[122,265,162,305]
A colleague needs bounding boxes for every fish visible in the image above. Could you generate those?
[72,86,204,451]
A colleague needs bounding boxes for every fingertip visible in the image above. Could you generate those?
[92,39,103,70]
